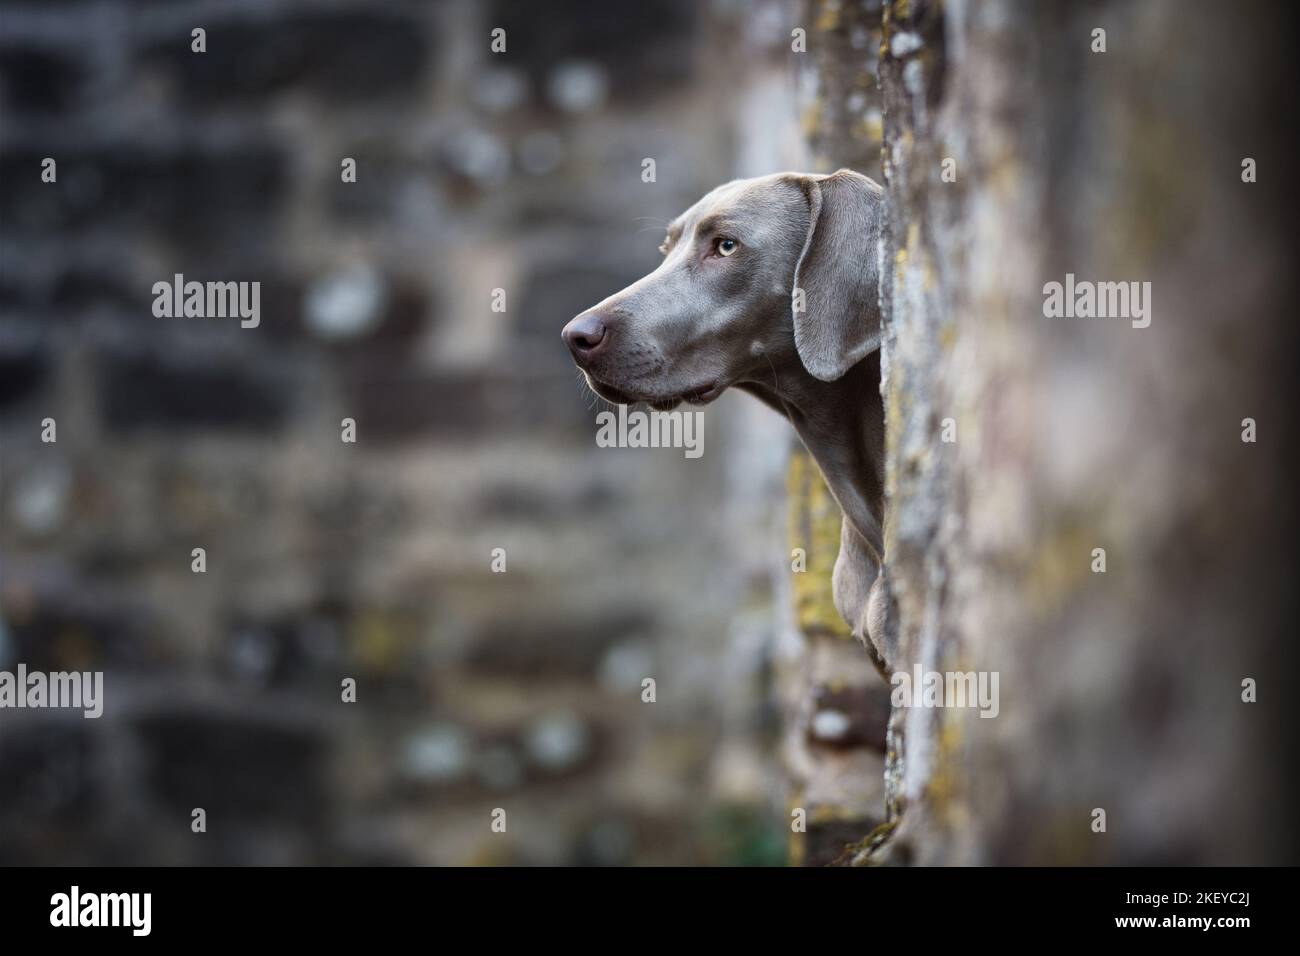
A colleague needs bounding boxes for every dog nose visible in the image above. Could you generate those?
[562,312,607,361]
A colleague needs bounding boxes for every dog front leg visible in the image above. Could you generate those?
[832,518,889,676]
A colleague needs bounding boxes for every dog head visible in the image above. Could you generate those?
[562,169,883,409]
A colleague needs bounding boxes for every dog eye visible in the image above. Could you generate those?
[715,237,739,257]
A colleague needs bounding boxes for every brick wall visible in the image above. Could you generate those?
[0,0,815,865]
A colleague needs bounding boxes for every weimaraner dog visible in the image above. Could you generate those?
[562,169,889,671]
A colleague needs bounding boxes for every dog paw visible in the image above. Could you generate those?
[857,573,890,678]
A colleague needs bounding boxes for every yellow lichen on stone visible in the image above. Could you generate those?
[351,608,419,674]
[787,448,852,638]
[854,114,884,145]
[938,321,956,350]
[787,791,806,866]
[1025,517,1102,617]
[802,102,824,140]
[923,710,966,825]
[924,258,939,293]
[814,0,841,32]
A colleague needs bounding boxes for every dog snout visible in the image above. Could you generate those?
[562,311,609,364]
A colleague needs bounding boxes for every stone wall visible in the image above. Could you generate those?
[869,0,1299,864]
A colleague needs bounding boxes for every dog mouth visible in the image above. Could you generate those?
[586,376,724,410]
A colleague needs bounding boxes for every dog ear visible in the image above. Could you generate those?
[790,169,883,382]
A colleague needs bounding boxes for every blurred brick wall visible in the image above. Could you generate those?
[0,0,811,865]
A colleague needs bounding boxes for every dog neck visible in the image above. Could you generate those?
[737,352,884,561]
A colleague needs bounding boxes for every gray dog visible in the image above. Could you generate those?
[562,169,888,671]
